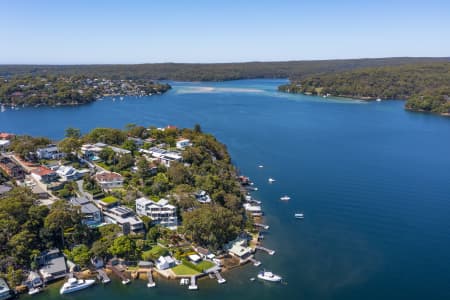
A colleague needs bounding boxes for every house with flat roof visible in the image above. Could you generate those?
[36,144,65,160]
[0,278,11,300]
[56,165,84,181]
[0,140,10,152]
[156,256,176,270]
[95,171,124,190]
[225,238,254,261]
[176,138,191,149]
[70,196,102,227]
[38,249,68,283]
[103,205,144,234]
[139,147,182,168]
[0,155,25,179]
[136,197,178,228]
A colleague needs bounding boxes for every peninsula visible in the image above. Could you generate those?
[0,124,266,298]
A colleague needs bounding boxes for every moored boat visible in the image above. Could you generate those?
[280,195,290,201]
[257,270,282,282]
[268,178,276,183]
[295,213,304,219]
[28,287,42,295]
[59,278,95,294]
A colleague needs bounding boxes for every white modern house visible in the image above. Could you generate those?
[136,197,178,228]
[70,197,102,227]
[103,205,144,234]
[194,190,212,204]
[36,144,65,160]
[176,138,191,149]
[156,256,176,270]
[0,140,10,152]
[139,147,182,167]
[95,171,124,190]
[243,203,263,217]
[56,165,86,181]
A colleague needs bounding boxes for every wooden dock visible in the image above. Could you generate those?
[107,264,130,284]
[147,270,155,288]
[213,271,226,284]
[256,246,275,255]
[249,258,261,267]
[254,223,269,230]
[188,275,198,290]
[97,268,111,283]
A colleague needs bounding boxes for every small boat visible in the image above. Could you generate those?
[376,98,382,102]
[295,213,304,219]
[280,195,291,201]
[59,278,95,294]
[268,178,276,183]
[102,277,111,284]
[250,277,256,281]
[120,96,124,100]
[28,287,42,295]
[257,270,282,282]
[258,165,264,168]
[180,278,189,286]
[122,278,131,285]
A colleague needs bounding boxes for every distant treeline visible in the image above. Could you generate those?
[1,57,449,81]
[278,62,450,115]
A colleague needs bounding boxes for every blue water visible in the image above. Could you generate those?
[2,79,450,300]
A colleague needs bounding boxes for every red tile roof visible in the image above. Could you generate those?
[31,166,55,177]
[95,171,123,182]
[0,133,14,140]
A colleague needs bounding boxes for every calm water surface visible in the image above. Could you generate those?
[2,79,450,300]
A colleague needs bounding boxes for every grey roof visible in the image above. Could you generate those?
[81,202,100,214]
[0,185,12,195]
[40,256,67,275]
[0,277,10,293]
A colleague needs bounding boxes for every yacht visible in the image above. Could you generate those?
[59,278,95,294]
[295,213,304,219]
[257,270,282,282]
[268,178,276,183]
[280,195,291,201]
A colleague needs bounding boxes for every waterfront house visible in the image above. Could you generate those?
[70,196,102,227]
[136,197,178,228]
[0,140,10,152]
[155,256,176,270]
[109,146,131,155]
[176,138,191,149]
[243,203,263,217]
[31,166,58,183]
[38,249,68,283]
[0,155,25,179]
[80,143,105,161]
[139,147,182,167]
[95,171,124,190]
[103,205,144,234]
[36,144,65,160]
[0,278,11,300]
[226,238,254,260]
[25,271,43,288]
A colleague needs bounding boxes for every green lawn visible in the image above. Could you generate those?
[196,260,215,271]
[101,196,118,204]
[171,264,200,276]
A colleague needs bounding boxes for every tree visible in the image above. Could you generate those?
[69,244,90,267]
[194,123,202,134]
[65,127,81,139]
[108,235,136,259]
[58,137,81,154]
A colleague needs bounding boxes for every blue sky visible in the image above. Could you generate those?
[1,0,449,64]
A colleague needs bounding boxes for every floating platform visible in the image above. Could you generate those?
[214,271,226,284]
[249,258,261,267]
[188,276,198,290]
[147,270,155,288]
[97,269,111,284]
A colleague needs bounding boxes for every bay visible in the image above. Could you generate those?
[2,79,450,300]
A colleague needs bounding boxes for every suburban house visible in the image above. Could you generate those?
[36,144,65,160]
[80,143,105,161]
[95,171,124,190]
[155,255,176,270]
[0,133,14,140]
[0,155,25,179]
[226,238,254,261]
[31,166,58,183]
[56,165,86,181]
[139,147,182,168]
[243,203,263,217]
[176,138,191,149]
[38,249,68,282]
[194,190,212,204]
[70,196,102,227]
[135,197,178,228]
[127,137,144,147]
[0,278,11,300]
[103,205,144,234]
[109,146,131,155]
[0,140,9,152]
[195,246,215,260]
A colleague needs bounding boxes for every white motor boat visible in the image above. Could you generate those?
[268,178,276,183]
[376,98,382,102]
[280,195,291,201]
[257,271,282,282]
[180,278,189,285]
[295,213,304,219]
[28,287,42,295]
[59,278,95,294]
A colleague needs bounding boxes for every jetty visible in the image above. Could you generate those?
[249,257,261,267]
[107,264,131,284]
[256,246,275,255]
[97,268,111,284]
[188,276,198,290]
[213,271,226,284]
[254,223,269,230]
[147,270,155,288]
